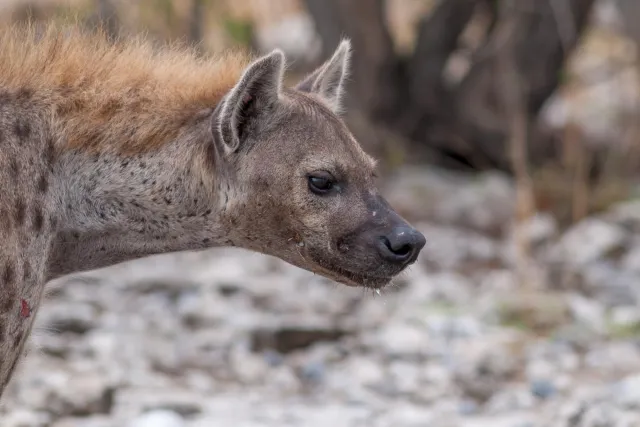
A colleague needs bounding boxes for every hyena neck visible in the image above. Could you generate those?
[46,109,235,280]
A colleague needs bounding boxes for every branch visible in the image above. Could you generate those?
[408,0,477,113]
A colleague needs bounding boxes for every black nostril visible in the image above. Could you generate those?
[383,237,411,256]
[377,227,426,264]
[394,244,412,256]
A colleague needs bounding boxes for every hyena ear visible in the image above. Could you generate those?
[295,39,351,114]
[216,49,285,154]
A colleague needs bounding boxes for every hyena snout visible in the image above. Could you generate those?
[376,225,426,267]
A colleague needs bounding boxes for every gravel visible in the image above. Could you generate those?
[2,166,640,427]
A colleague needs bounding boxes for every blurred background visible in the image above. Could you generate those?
[2,0,640,426]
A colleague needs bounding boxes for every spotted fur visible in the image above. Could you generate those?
[0,23,424,399]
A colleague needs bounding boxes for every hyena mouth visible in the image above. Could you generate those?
[306,254,393,289]
[336,269,392,289]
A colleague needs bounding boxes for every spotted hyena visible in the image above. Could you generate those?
[0,24,425,398]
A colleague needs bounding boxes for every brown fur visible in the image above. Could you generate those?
[0,23,250,154]
[0,24,425,400]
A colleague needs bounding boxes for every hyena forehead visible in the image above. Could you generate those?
[278,89,379,177]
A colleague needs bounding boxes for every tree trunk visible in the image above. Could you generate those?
[303,0,598,174]
[188,0,204,47]
[95,0,119,40]
[302,0,401,118]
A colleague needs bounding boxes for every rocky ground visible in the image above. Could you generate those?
[2,166,640,427]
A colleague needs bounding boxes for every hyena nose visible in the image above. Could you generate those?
[377,226,426,265]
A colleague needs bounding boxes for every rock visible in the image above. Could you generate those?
[112,389,204,419]
[414,224,501,271]
[485,386,535,413]
[373,322,429,358]
[517,212,559,245]
[382,167,515,234]
[553,323,601,351]
[2,410,51,427]
[230,342,270,384]
[54,373,115,416]
[621,243,640,273]
[497,290,570,333]
[567,294,606,333]
[503,212,559,265]
[251,325,348,354]
[581,262,639,307]
[52,417,114,427]
[584,343,640,374]
[343,356,385,388]
[128,410,185,427]
[388,361,422,395]
[38,302,98,334]
[603,199,640,232]
[553,218,626,265]
[579,402,634,427]
[421,272,475,307]
[609,307,640,333]
[435,171,516,234]
[175,289,227,328]
[613,374,640,409]
[298,361,326,385]
[453,340,520,402]
[425,313,483,340]
[371,403,437,427]
[458,399,480,416]
[530,379,557,399]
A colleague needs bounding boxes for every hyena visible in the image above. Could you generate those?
[0,23,426,398]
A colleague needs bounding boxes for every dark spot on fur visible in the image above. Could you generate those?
[16,88,33,101]
[0,208,12,231]
[14,120,30,140]
[1,286,15,312]
[9,159,19,180]
[23,260,31,281]
[3,262,15,284]
[202,238,210,245]
[14,200,25,226]
[12,333,21,350]
[37,175,48,193]
[32,207,44,232]
[44,137,56,166]
[0,91,11,104]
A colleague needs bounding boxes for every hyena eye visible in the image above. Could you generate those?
[308,171,335,195]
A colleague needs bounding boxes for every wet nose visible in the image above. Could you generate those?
[377,226,426,265]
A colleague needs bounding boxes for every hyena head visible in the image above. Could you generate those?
[212,40,425,289]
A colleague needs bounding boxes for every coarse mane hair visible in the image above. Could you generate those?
[0,22,250,153]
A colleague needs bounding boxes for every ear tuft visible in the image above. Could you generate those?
[216,49,285,153]
[295,38,352,114]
